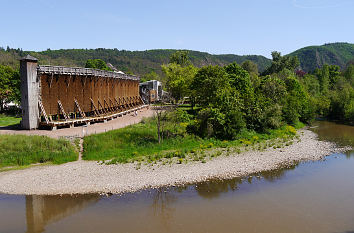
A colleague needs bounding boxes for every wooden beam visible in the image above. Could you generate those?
[58,100,68,121]
[38,97,50,124]
[74,98,86,118]
[90,98,100,116]
[97,99,107,114]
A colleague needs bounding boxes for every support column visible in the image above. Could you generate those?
[20,55,39,129]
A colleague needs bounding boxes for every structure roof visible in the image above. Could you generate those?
[20,55,38,62]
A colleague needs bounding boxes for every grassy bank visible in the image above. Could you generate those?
[0,114,21,127]
[83,117,300,164]
[0,135,78,169]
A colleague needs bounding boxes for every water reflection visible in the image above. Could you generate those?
[22,162,304,232]
[151,188,177,229]
[311,121,354,147]
[8,120,353,233]
[311,121,354,160]
[260,162,298,182]
[195,178,242,199]
[25,194,100,233]
[194,162,300,199]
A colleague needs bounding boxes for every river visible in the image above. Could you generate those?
[0,121,353,233]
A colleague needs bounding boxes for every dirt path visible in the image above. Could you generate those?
[78,138,84,161]
[0,108,154,139]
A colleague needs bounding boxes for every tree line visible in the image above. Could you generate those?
[162,51,354,139]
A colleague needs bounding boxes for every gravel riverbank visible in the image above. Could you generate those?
[0,129,349,195]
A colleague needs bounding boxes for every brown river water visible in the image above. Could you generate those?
[0,121,353,233]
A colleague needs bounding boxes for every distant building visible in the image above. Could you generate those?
[139,80,163,103]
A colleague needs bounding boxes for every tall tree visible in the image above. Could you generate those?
[262,52,299,75]
[0,65,20,111]
[161,63,197,103]
[85,59,112,71]
[241,60,258,75]
[191,65,231,107]
[169,50,191,67]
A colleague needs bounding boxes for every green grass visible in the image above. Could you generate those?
[83,118,215,162]
[0,135,78,168]
[0,114,21,127]
[83,117,298,164]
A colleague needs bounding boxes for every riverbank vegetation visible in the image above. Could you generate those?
[165,51,353,127]
[83,50,352,164]
[83,114,300,164]
[0,135,78,169]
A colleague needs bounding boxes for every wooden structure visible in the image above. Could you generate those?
[20,55,145,129]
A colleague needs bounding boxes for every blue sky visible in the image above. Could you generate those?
[1,0,353,57]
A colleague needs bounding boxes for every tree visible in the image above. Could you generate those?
[85,59,112,71]
[188,65,246,139]
[224,63,252,95]
[0,65,20,111]
[161,63,197,103]
[283,76,314,124]
[316,65,330,93]
[162,51,197,103]
[328,65,340,87]
[191,65,231,107]
[152,106,171,144]
[169,50,191,67]
[261,76,287,104]
[344,64,354,81]
[241,60,258,75]
[140,71,160,83]
[262,52,299,75]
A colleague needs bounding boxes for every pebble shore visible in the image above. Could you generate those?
[0,130,349,195]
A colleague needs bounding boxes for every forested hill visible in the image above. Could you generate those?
[0,48,271,76]
[288,42,354,72]
[1,43,353,75]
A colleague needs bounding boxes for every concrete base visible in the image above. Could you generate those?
[52,126,57,131]
[103,119,107,123]
[70,124,74,128]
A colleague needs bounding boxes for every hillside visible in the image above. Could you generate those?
[1,43,353,75]
[289,42,354,72]
[0,48,271,76]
